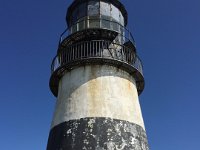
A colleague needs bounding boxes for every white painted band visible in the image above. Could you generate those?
[51,65,145,130]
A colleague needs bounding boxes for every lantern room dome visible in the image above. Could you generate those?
[66,0,128,27]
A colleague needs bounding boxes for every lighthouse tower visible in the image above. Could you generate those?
[47,0,149,149]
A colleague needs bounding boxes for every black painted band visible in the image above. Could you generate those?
[47,118,149,150]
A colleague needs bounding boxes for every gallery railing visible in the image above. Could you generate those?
[51,40,143,76]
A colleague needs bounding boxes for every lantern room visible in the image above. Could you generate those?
[65,0,128,44]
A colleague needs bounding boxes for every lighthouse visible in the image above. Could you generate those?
[47,0,149,149]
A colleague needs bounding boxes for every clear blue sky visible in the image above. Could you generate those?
[0,0,200,149]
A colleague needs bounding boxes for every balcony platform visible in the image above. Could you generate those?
[50,40,144,97]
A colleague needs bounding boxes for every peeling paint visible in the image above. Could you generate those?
[47,118,149,150]
[51,65,145,129]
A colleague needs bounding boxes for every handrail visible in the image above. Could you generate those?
[51,40,143,76]
[59,16,136,46]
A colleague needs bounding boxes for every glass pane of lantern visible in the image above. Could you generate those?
[72,7,79,24]
[100,1,110,17]
[89,16,100,28]
[112,21,119,32]
[88,0,99,16]
[71,24,77,33]
[119,11,124,26]
[111,4,119,22]
[101,16,110,29]
[120,26,125,43]
[78,18,85,31]
[79,2,87,19]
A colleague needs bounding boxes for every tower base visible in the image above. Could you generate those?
[47,118,149,150]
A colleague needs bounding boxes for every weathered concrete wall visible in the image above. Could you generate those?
[51,65,145,130]
[47,118,149,150]
[47,65,149,150]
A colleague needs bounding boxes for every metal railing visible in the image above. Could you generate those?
[59,16,136,46]
[51,40,143,76]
